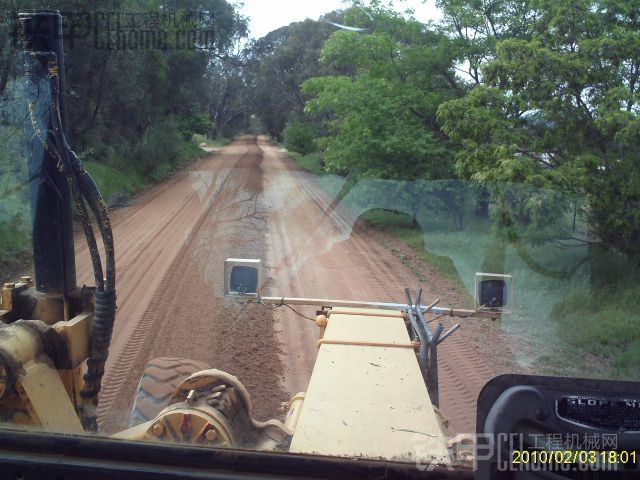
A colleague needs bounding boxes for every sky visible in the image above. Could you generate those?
[237,1,443,39]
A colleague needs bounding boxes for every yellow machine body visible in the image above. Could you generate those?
[0,282,453,465]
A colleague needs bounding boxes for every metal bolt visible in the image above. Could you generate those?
[315,314,328,328]
[186,389,197,405]
[206,391,223,407]
[205,429,218,441]
[20,276,32,284]
[152,422,165,436]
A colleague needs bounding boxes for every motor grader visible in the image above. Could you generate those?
[0,9,639,480]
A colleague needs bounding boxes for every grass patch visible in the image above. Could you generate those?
[280,145,347,200]
[0,118,210,269]
[0,126,31,264]
[84,161,148,206]
[360,209,468,293]
[86,134,209,205]
[287,151,325,176]
[552,250,640,379]
[0,214,30,263]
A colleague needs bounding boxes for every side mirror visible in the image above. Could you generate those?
[474,273,513,313]
[224,259,262,297]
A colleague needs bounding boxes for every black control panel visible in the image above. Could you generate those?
[556,395,640,432]
[476,375,640,479]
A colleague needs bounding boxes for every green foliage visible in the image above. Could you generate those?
[84,161,147,206]
[130,116,205,176]
[179,114,214,138]
[433,0,640,375]
[207,61,252,139]
[552,250,640,378]
[0,0,243,267]
[0,213,29,259]
[436,0,536,84]
[288,151,324,176]
[0,126,30,263]
[0,0,247,171]
[134,118,182,175]
[82,121,206,205]
[302,6,461,181]
[283,120,316,155]
[245,13,344,139]
[438,0,640,262]
[192,133,231,148]
[79,123,207,207]
[149,162,174,183]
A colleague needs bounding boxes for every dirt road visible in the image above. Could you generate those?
[76,135,502,435]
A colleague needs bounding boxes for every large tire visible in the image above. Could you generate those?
[130,357,209,427]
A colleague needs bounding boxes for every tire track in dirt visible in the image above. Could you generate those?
[73,140,249,429]
[92,137,286,431]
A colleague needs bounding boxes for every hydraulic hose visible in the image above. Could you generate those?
[31,52,105,291]
[69,150,116,291]
[81,289,117,430]
[41,52,117,429]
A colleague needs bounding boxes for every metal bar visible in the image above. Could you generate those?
[428,323,444,408]
[415,304,432,343]
[403,289,419,343]
[404,289,428,389]
[415,291,439,406]
[258,296,500,319]
[423,298,440,313]
[414,289,433,342]
[438,324,460,345]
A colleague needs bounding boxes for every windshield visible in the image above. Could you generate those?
[0,0,638,475]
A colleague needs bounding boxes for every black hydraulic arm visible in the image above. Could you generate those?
[20,9,76,295]
[20,10,117,430]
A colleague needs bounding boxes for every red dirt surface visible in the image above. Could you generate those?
[74,135,514,435]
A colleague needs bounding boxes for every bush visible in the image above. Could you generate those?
[288,151,325,176]
[0,126,31,263]
[84,161,147,205]
[177,114,213,140]
[283,120,316,155]
[0,213,30,259]
[150,162,174,182]
[551,249,640,379]
[0,113,211,267]
[192,133,209,145]
[133,118,181,175]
